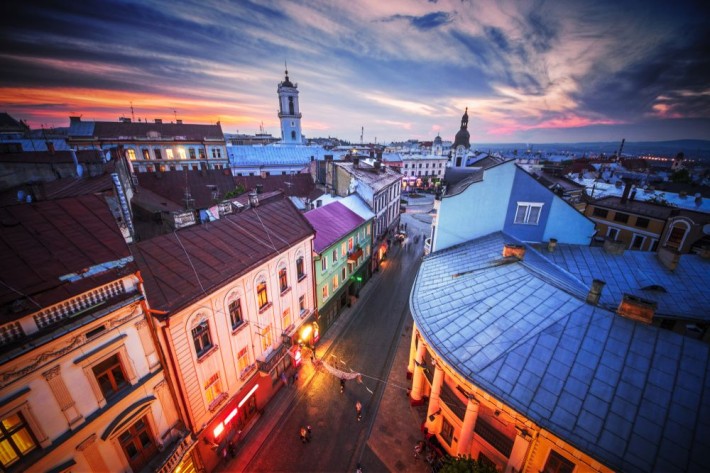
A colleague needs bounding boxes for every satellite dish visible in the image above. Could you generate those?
[703,224,710,235]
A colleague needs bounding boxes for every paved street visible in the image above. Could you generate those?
[218,194,435,473]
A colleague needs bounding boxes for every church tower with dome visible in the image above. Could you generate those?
[277,68,304,144]
[452,107,470,167]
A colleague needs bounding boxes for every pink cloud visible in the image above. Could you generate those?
[486,115,624,136]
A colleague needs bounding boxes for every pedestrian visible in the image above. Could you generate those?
[340,378,345,393]
[280,372,287,386]
[300,426,308,443]
[355,400,362,421]
[414,440,424,459]
[306,425,312,441]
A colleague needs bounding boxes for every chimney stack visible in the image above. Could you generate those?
[260,170,267,179]
[617,294,657,324]
[503,244,526,260]
[374,160,381,171]
[316,199,322,208]
[586,279,605,305]
[657,246,681,271]
[695,193,702,206]
[155,118,162,124]
[353,157,359,168]
[547,238,558,253]
[248,192,259,207]
[620,180,633,204]
[69,116,81,125]
[256,183,263,194]
[603,238,626,255]
[176,119,183,125]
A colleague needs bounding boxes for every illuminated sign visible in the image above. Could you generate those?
[224,408,238,425]
[213,422,224,438]
[238,384,259,408]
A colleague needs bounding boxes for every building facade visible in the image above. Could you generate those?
[0,195,189,473]
[133,195,316,471]
[400,154,448,190]
[305,201,373,335]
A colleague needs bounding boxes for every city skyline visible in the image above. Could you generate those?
[1,0,709,144]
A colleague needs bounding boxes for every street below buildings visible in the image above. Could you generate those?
[222,194,435,472]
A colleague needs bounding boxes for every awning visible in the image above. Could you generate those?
[347,248,363,262]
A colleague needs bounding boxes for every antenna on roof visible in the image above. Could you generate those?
[130,101,135,122]
[174,109,178,122]
[361,126,364,145]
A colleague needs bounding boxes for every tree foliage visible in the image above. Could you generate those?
[223,184,247,199]
[439,455,500,473]
[670,168,691,184]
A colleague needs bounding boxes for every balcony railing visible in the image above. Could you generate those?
[155,429,196,473]
[257,343,288,374]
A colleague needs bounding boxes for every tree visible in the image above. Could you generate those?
[439,455,499,473]
[223,184,247,199]
[670,168,691,184]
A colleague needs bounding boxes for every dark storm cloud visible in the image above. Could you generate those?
[384,12,453,30]
[484,27,510,53]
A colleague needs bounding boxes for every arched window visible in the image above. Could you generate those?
[288,97,294,115]
[291,130,296,140]
[228,299,243,330]
[256,280,269,310]
[279,267,288,293]
[191,319,213,357]
[665,220,690,250]
[296,256,305,280]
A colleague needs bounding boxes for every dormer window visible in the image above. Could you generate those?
[514,202,543,225]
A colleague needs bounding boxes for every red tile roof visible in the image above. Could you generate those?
[234,173,320,200]
[0,194,133,322]
[136,169,237,209]
[133,195,314,314]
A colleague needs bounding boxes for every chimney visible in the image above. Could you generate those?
[260,170,267,179]
[697,246,710,259]
[316,199,322,208]
[155,118,163,124]
[374,161,381,171]
[694,193,702,206]
[70,149,84,178]
[620,180,633,204]
[256,183,263,194]
[377,151,383,160]
[69,116,81,125]
[369,150,374,158]
[119,117,131,123]
[617,294,657,324]
[248,192,259,207]
[46,141,55,155]
[547,238,558,253]
[176,119,183,125]
[502,244,525,260]
[679,191,687,199]
[603,238,626,255]
[657,246,681,271]
[586,279,605,305]
[353,157,359,168]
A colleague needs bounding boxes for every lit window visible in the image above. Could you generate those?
[204,372,223,405]
[92,354,128,399]
[348,238,354,251]
[341,242,346,255]
[0,412,38,468]
[261,324,273,352]
[199,149,206,159]
[165,149,174,160]
[299,295,306,314]
[178,148,187,160]
[142,148,150,160]
[257,282,269,309]
[189,148,196,159]
[191,320,213,357]
[332,249,338,262]
[322,285,329,300]
[279,268,288,293]
[321,257,327,272]
[332,274,339,290]
[237,347,250,374]
[282,308,291,331]
[229,299,243,330]
[296,257,305,280]
[514,203,543,225]
[126,149,136,160]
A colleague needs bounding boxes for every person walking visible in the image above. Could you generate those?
[355,401,362,421]
[414,440,424,459]
[340,378,345,393]
[300,426,308,443]
[306,425,312,441]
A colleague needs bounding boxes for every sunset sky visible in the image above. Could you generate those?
[1,0,709,144]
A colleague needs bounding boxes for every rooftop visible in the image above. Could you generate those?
[304,201,366,253]
[411,232,710,473]
[68,118,224,141]
[335,161,401,193]
[228,144,328,166]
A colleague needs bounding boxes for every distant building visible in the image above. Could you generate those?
[304,201,373,334]
[451,108,471,168]
[133,195,316,471]
[227,145,328,176]
[400,154,448,189]
[67,116,228,173]
[0,195,188,473]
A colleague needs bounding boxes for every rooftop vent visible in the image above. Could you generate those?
[248,192,259,207]
[657,246,681,271]
[154,118,163,124]
[617,294,657,324]
[502,244,525,260]
[547,238,558,253]
[586,279,605,305]
[176,119,183,125]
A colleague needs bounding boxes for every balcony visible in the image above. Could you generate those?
[257,343,288,374]
[154,428,197,473]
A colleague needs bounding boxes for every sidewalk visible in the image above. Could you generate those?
[218,238,429,472]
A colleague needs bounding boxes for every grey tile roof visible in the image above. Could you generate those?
[546,244,710,321]
[335,162,401,193]
[411,232,710,473]
[228,145,328,166]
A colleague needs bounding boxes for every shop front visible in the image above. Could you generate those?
[371,239,389,273]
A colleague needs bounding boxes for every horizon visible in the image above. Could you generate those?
[2,1,709,144]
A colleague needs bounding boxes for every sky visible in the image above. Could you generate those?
[1,0,709,144]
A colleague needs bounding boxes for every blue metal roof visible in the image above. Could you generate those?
[410,232,710,472]
[546,244,710,321]
[227,145,328,166]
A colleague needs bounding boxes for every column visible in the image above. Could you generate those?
[135,318,160,370]
[426,364,444,423]
[505,430,532,473]
[407,329,418,378]
[410,338,428,405]
[456,397,479,456]
[77,434,109,472]
[42,365,83,428]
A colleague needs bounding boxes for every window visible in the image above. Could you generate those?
[204,372,223,405]
[189,148,196,159]
[607,227,619,240]
[282,308,291,331]
[92,354,128,399]
[631,234,645,250]
[650,239,659,252]
[118,416,157,473]
[322,285,329,300]
[0,412,38,468]
[348,237,354,251]
[229,299,244,330]
[342,267,347,280]
[341,242,347,255]
[321,257,327,272]
[257,282,269,309]
[592,207,608,218]
[665,222,689,249]
[261,325,273,352]
[142,148,150,160]
[440,417,454,445]
[212,148,222,159]
[613,212,629,223]
[296,257,305,280]
[299,295,306,315]
[514,203,543,225]
[154,148,162,160]
[199,149,206,160]
[635,217,650,228]
[332,274,339,290]
[332,249,338,262]
[177,148,186,160]
[279,268,288,293]
[192,320,213,357]
[543,450,576,473]
[237,347,250,375]
[126,149,136,160]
